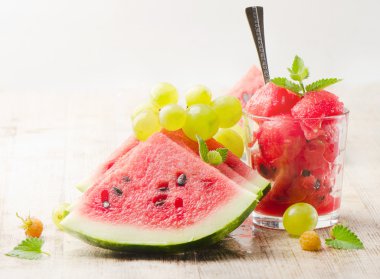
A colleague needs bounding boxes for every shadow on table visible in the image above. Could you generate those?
[70,220,281,262]
[88,237,248,261]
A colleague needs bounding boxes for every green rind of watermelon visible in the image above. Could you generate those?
[61,183,269,253]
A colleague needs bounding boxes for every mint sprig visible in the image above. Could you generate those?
[287,55,309,93]
[6,238,50,260]
[271,78,302,96]
[325,224,364,250]
[196,135,228,166]
[305,78,342,92]
[271,55,341,96]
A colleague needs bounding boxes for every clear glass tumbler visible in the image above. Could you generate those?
[246,111,349,229]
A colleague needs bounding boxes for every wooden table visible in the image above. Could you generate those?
[0,87,379,278]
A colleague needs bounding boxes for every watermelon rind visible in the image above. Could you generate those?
[61,183,270,253]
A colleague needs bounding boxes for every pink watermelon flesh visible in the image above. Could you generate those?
[320,122,340,162]
[256,115,306,163]
[291,90,344,140]
[79,129,268,195]
[228,66,265,106]
[82,133,242,228]
[161,130,266,191]
[62,133,266,252]
[77,136,139,192]
[245,82,301,117]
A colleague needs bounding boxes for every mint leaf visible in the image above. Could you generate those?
[207,151,223,165]
[305,78,342,92]
[271,77,302,95]
[196,136,228,166]
[288,55,309,82]
[325,224,364,250]
[196,135,209,163]
[6,238,49,260]
[216,148,228,163]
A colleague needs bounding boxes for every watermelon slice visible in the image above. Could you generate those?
[228,66,265,106]
[61,133,269,252]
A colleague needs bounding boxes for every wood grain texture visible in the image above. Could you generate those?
[0,87,379,279]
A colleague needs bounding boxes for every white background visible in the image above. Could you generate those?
[0,0,379,92]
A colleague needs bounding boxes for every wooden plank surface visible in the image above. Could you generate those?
[0,87,379,279]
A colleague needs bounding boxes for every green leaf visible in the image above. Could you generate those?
[271,77,302,95]
[305,78,342,92]
[291,55,303,73]
[6,238,49,260]
[325,224,364,250]
[216,148,228,163]
[288,55,309,82]
[207,151,223,165]
[196,135,209,163]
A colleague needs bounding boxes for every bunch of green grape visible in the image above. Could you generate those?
[131,82,244,157]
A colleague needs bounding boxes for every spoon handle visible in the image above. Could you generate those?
[245,6,271,83]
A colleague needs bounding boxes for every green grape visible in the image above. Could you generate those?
[211,96,242,128]
[182,104,219,141]
[52,202,70,230]
[214,128,244,158]
[131,102,159,120]
[185,85,212,106]
[159,104,187,131]
[150,82,178,108]
[283,203,318,236]
[132,110,161,141]
[230,123,247,144]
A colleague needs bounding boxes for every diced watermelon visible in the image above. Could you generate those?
[256,115,306,163]
[245,83,301,117]
[228,66,265,106]
[320,122,340,163]
[296,139,330,175]
[291,90,344,140]
[251,149,277,180]
[286,175,317,204]
[254,163,299,216]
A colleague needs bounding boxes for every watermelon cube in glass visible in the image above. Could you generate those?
[246,108,349,229]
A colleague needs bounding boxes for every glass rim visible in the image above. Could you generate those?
[245,108,350,121]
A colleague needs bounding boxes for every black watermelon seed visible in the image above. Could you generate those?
[314,179,321,190]
[113,187,123,196]
[154,200,165,206]
[158,186,169,192]
[103,201,110,208]
[302,169,311,177]
[177,174,187,186]
[153,194,167,206]
[122,176,131,182]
